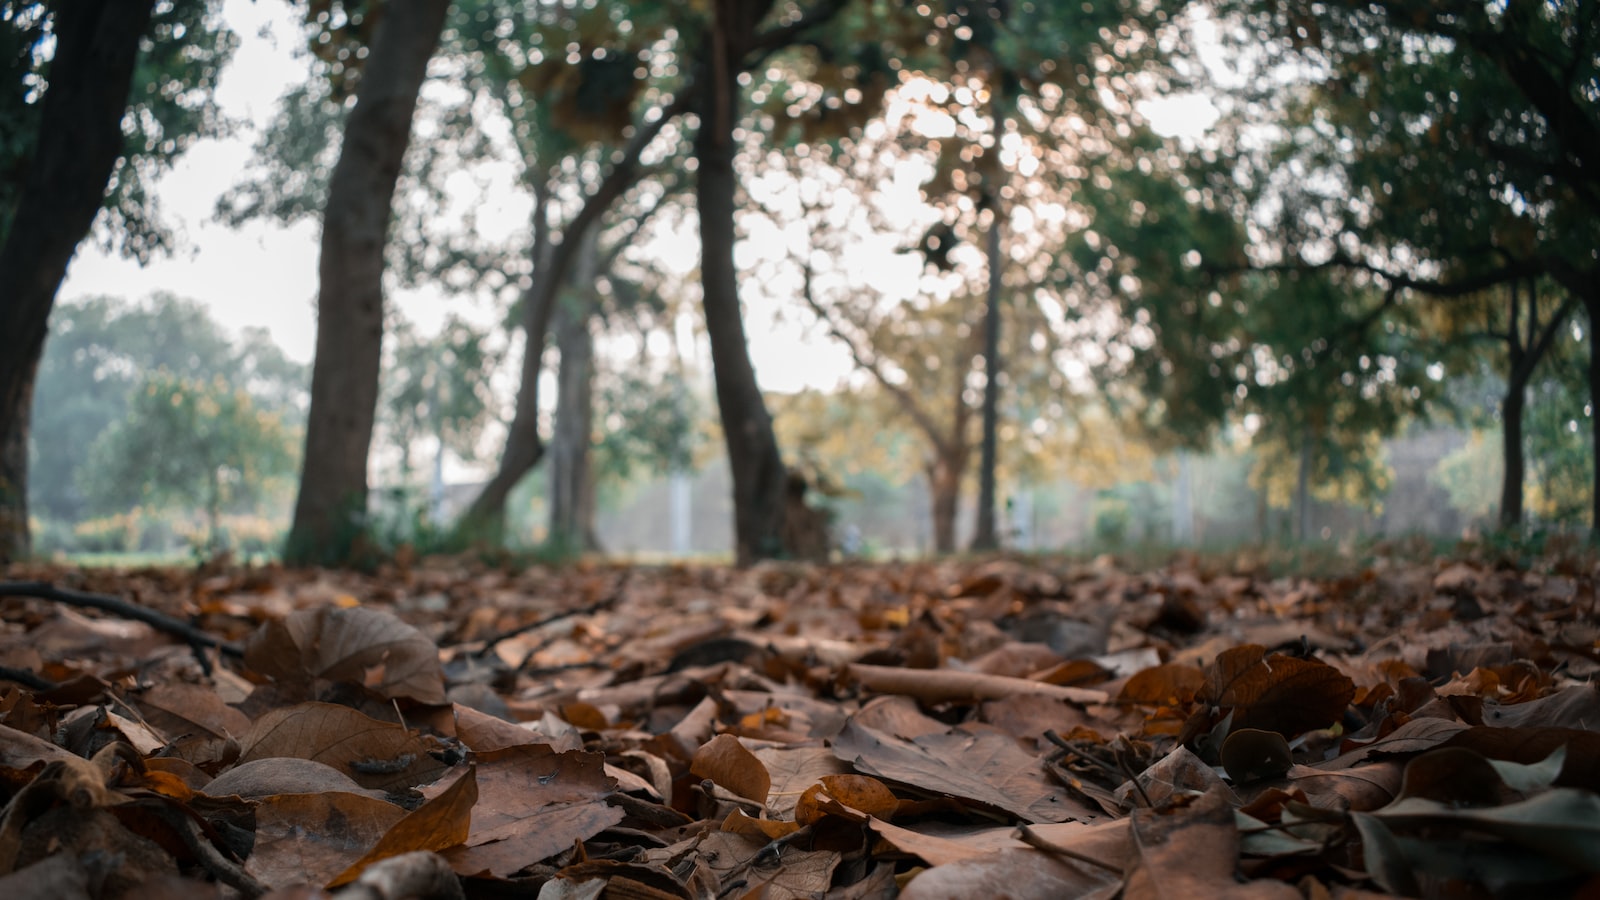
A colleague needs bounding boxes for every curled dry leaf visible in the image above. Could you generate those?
[246,606,447,705]
[1198,645,1355,738]
[689,733,770,805]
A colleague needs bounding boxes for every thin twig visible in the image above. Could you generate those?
[475,576,626,659]
[1014,823,1125,874]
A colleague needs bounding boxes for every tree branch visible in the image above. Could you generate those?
[797,262,956,457]
[0,581,243,669]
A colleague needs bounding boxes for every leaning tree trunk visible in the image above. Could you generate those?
[0,0,157,564]
[459,106,682,542]
[970,196,1004,552]
[698,0,788,565]
[285,0,450,565]
[547,223,601,555]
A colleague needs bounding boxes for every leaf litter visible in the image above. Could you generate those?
[0,549,1597,898]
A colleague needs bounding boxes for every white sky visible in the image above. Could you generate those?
[59,0,1215,397]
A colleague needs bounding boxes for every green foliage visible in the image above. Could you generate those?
[83,370,299,551]
[380,314,501,482]
[592,364,700,484]
[31,294,306,522]
[1432,430,1502,523]
[0,0,236,259]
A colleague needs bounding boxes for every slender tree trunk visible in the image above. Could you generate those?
[697,0,787,565]
[1500,383,1527,529]
[970,197,1003,552]
[461,109,684,541]
[1295,425,1313,542]
[1588,289,1600,535]
[0,0,156,563]
[928,454,964,554]
[285,0,450,565]
[548,223,600,555]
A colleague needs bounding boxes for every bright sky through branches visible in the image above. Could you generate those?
[59,0,1219,396]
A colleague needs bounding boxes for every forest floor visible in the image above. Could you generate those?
[0,542,1596,898]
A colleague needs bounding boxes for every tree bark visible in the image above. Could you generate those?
[285,0,450,565]
[697,0,788,565]
[0,0,157,563]
[547,222,601,555]
[1499,381,1526,529]
[970,197,1004,551]
[1587,287,1600,535]
[927,452,965,554]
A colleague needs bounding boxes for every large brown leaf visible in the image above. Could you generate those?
[1199,645,1355,737]
[238,701,449,792]
[435,743,620,878]
[832,720,1096,823]
[1124,788,1299,899]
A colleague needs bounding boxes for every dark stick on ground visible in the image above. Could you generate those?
[0,581,244,672]
[473,574,627,659]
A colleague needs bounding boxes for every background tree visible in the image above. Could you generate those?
[30,294,305,526]
[84,370,298,553]
[0,0,232,561]
[1207,0,1600,526]
[378,313,500,521]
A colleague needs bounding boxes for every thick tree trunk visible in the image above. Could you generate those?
[547,224,601,555]
[698,0,787,565]
[970,199,1003,552]
[285,0,450,565]
[0,0,156,563]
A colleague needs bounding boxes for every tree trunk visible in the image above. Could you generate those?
[1588,289,1600,534]
[928,454,964,554]
[1295,425,1313,542]
[547,223,601,555]
[0,0,157,563]
[697,0,788,565]
[285,0,450,565]
[460,108,684,541]
[970,197,1003,552]
[1499,383,1527,529]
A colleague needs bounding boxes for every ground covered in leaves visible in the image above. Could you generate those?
[0,546,1597,899]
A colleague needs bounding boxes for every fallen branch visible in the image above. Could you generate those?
[0,581,244,670]
[844,663,1109,706]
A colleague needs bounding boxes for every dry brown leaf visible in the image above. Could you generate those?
[1124,788,1299,899]
[330,765,477,886]
[833,720,1095,823]
[202,757,388,800]
[1120,663,1207,706]
[1199,645,1355,737]
[246,606,447,705]
[245,791,407,889]
[238,701,448,793]
[690,733,770,805]
[435,744,620,879]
